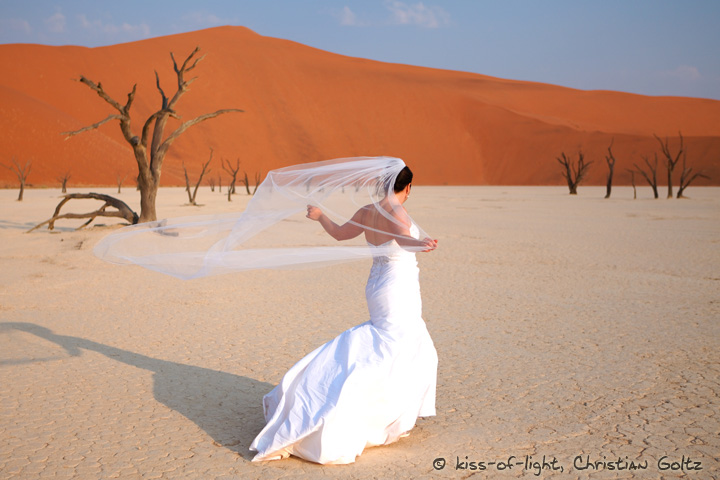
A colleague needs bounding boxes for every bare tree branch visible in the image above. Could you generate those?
[124,84,137,114]
[27,193,138,232]
[634,154,659,198]
[240,171,263,195]
[139,111,163,148]
[61,114,123,137]
[77,76,126,112]
[154,71,169,110]
[157,108,244,160]
[182,148,213,205]
[167,47,203,110]
[677,151,710,198]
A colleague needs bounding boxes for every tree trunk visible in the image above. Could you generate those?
[223,159,240,202]
[604,175,612,198]
[243,172,251,195]
[139,177,158,223]
[183,163,194,205]
[17,182,24,201]
[604,139,615,199]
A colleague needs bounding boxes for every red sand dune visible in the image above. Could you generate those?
[1,26,719,188]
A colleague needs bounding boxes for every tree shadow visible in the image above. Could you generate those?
[0,219,46,230]
[0,322,272,459]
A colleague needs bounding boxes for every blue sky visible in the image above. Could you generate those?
[2,0,719,99]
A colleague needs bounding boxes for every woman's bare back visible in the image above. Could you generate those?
[358,203,411,246]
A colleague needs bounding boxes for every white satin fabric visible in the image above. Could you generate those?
[249,225,438,464]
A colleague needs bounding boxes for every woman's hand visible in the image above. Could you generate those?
[421,237,438,252]
[306,205,323,221]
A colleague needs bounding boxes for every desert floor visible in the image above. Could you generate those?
[1,185,718,479]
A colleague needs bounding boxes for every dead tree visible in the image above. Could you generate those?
[241,172,251,195]
[2,157,31,201]
[604,139,616,199]
[676,151,709,198]
[62,47,243,222]
[28,193,138,232]
[217,175,222,193]
[634,155,660,199]
[116,173,128,193]
[57,170,71,193]
[208,177,216,192]
[183,149,213,205]
[556,151,592,195]
[241,171,262,195]
[223,158,240,201]
[655,132,683,198]
[625,169,637,199]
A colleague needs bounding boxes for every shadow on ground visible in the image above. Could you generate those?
[0,322,272,460]
[0,219,48,231]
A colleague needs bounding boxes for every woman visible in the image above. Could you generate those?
[249,165,438,464]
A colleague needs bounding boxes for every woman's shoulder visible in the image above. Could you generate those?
[356,203,411,230]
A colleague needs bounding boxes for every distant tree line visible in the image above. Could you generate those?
[558,132,709,198]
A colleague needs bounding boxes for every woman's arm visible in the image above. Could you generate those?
[382,207,438,252]
[396,235,438,251]
[306,205,364,241]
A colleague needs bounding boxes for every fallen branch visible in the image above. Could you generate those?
[28,193,139,232]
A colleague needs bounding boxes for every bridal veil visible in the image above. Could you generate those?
[93,156,430,279]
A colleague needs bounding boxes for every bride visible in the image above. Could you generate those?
[249,165,438,464]
[92,156,437,464]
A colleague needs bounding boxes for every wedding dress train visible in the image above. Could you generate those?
[249,230,437,464]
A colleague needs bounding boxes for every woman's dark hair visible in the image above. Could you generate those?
[393,166,413,193]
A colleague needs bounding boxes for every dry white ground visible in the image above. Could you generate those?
[1,185,718,479]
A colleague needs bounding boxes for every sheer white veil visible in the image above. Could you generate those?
[93,156,431,279]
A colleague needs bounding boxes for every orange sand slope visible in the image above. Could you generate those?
[1,26,718,187]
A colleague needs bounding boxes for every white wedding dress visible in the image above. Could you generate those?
[249,225,438,464]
